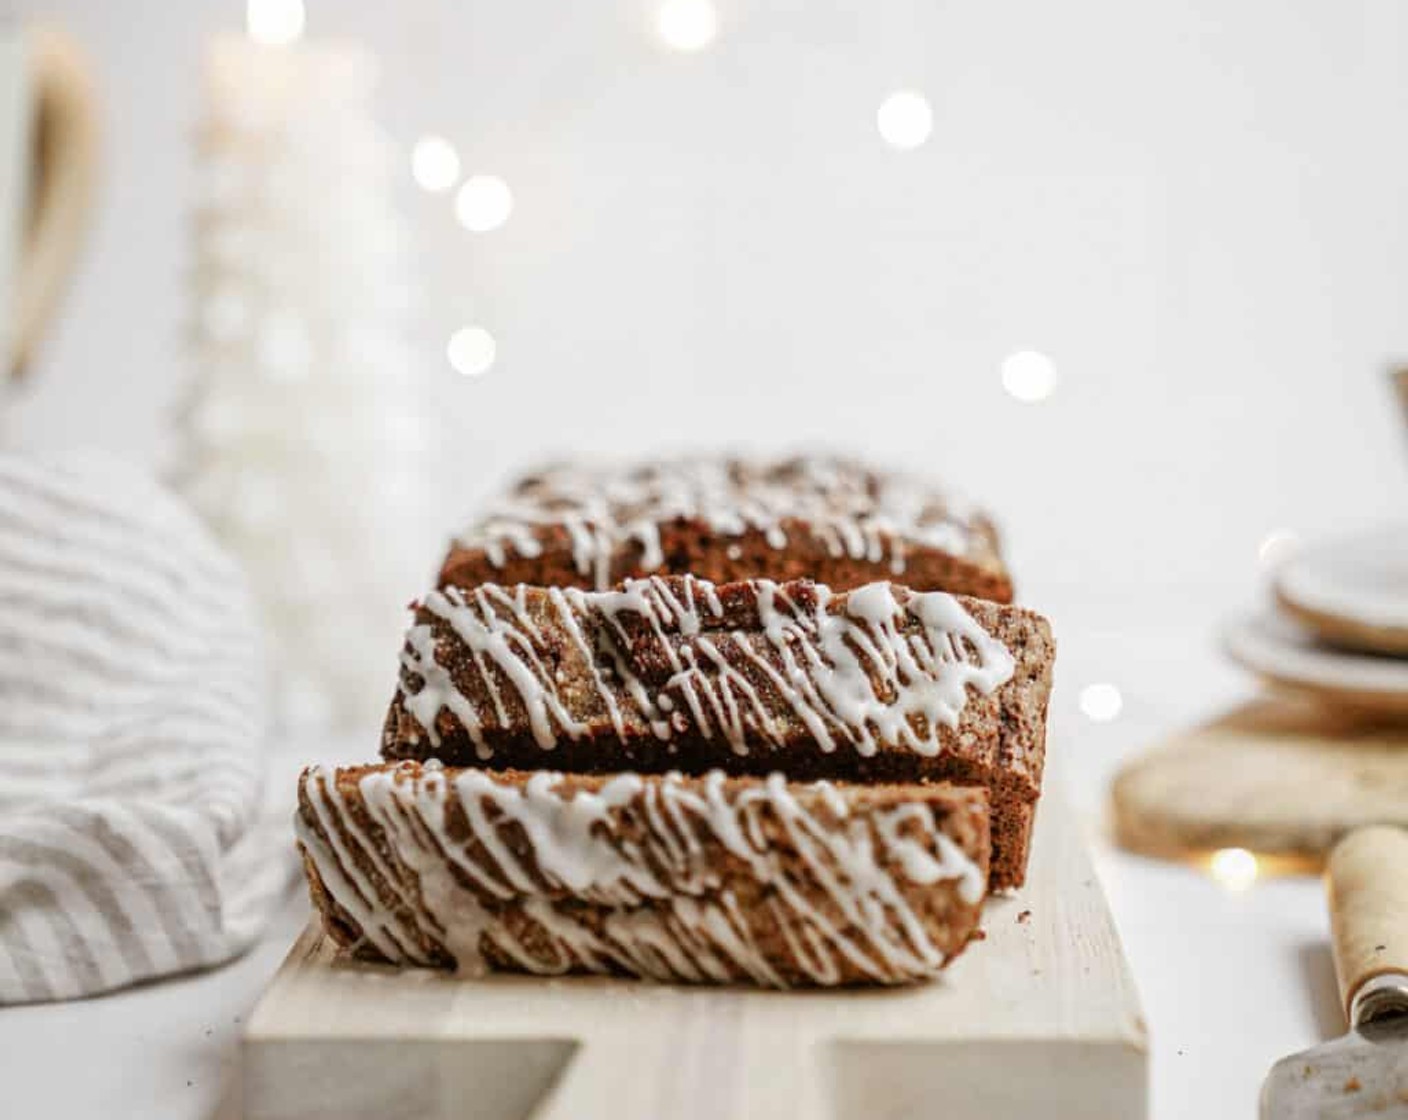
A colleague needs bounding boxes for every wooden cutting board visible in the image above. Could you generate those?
[1112,697,1408,863]
[241,788,1146,1120]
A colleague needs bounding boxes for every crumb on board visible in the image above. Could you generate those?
[1017,909,1032,924]
[1344,1077,1361,1093]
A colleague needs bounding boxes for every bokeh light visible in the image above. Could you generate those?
[448,326,496,376]
[412,136,461,193]
[246,0,305,46]
[1001,350,1059,402]
[657,0,718,51]
[455,175,513,232]
[1079,683,1123,723]
[1209,848,1258,892]
[877,91,933,149]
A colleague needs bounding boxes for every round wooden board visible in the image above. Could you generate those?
[1273,525,1408,656]
[1112,697,1408,864]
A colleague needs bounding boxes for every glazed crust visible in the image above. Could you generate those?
[380,576,1053,889]
[439,455,1013,602]
[297,763,991,987]
[441,516,1013,604]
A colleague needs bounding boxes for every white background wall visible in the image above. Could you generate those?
[3,14,1401,1116]
[8,0,1406,609]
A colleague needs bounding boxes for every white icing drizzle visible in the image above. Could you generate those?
[296,764,986,987]
[666,579,1014,758]
[455,456,993,588]
[396,576,1016,764]
[400,584,592,759]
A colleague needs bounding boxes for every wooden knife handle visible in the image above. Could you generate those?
[1328,826,1408,1026]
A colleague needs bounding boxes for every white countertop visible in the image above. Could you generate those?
[0,600,1346,1120]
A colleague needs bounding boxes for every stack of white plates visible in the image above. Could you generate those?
[1224,526,1408,717]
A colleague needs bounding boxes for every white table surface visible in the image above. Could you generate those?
[0,596,1348,1120]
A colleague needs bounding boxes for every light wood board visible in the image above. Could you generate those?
[241,788,1146,1120]
[1113,697,1408,863]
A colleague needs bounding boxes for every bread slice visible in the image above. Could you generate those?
[297,762,990,987]
[380,575,1053,889]
[439,455,1013,603]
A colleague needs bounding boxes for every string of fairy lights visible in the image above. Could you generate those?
[240,0,1121,722]
[398,0,1064,405]
[236,0,1293,894]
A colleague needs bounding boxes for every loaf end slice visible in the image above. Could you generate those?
[297,762,990,988]
[440,454,1013,602]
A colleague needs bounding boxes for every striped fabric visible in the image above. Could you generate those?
[0,450,288,1003]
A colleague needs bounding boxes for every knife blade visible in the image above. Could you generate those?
[1261,827,1408,1118]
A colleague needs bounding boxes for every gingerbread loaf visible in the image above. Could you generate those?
[439,455,1013,603]
[381,575,1053,889]
[297,761,990,987]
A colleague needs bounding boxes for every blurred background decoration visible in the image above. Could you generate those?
[0,23,95,406]
[172,0,442,730]
[5,0,1402,623]
[1113,367,1408,875]
[0,0,1403,740]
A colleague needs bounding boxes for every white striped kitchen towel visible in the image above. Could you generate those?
[0,449,290,1003]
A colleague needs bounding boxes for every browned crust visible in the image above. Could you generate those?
[297,763,991,987]
[440,516,1013,603]
[379,578,1054,889]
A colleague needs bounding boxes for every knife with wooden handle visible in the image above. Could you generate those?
[1261,827,1408,1118]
